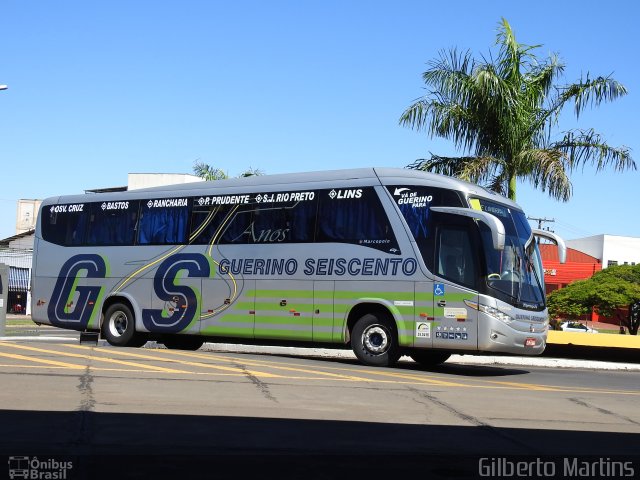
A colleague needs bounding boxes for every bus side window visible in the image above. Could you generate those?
[138,203,189,245]
[316,188,399,253]
[436,223,477,289]
[41,207,88,246]
[190,205,231,245]
[251,199,317,243]
[86,202,139,246]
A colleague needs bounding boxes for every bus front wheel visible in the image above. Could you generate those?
[351,313,400,367]
[102,303,146,348]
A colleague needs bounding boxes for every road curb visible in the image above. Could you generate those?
[200,343,640,371]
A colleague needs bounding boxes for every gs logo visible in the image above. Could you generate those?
[48,254,107,329]
[142,253,210,333]
[49,253,211,333]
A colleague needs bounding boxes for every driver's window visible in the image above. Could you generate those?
[436,225,477,289]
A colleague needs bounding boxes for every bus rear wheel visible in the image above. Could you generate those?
[351,313,400,367]
[163,336,204,351]
[410,351,451,368]
[102,303,146,348]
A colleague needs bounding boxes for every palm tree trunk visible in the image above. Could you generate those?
[508,174,517,201]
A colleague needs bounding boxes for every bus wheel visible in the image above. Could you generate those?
[102,303,144,347]
[163,336,204,351]
[351,313,400,367]
[410,351,451,368]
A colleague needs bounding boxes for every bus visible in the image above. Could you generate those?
[31,168,565,367]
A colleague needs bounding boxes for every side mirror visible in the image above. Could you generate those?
[532,229,567,264]
[430,206,505,251]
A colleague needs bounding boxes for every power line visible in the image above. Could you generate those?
[527,216,555,232]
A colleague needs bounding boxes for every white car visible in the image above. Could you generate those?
[559,321,598,333]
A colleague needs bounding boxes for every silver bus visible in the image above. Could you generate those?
[31,168,565,367]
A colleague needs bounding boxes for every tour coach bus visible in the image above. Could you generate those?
[31,168,565,367]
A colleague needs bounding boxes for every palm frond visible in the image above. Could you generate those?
[193,161,228,181]
[518,149,573,201]
[400,48,476,134]
[486,171,510,196]
[400,18,631,202]
[238,167,264,177]
[406,154,475,178]
[553,129,635,173]
[555,75,627,119]
[407,154,500,186]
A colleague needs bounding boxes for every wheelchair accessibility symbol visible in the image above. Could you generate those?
[434,283,445,296]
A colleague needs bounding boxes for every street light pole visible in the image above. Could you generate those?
[0,85,8,91]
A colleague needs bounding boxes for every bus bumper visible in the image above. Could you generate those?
[478,316,547,356]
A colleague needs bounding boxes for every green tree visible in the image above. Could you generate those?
[547,265,640,335]
[546,280,593,319]
[193,161,264,180]
[400,18,635,201]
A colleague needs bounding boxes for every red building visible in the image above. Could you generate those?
[539,244,624,325]
[539,244,602,295]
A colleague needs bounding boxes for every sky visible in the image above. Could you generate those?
[0,0,638,242]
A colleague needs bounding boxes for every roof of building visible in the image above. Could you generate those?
[0,229,35,247]
[539,244,600,264]
[84,186,128,194]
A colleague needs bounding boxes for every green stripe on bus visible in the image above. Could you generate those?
[252,302,315,312]
[252,329,312,340]
[217,315,314,326]
[313,318,334,327]
[248,289,314,298]
[313,332,334,342]
[88,288,106,329]
[250,289,416,301]
[333,291,414,301]
[415,292,475,302]
[200,325,253,335]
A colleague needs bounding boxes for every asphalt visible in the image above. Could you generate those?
[197,342,640,371]
[2,314,639,371]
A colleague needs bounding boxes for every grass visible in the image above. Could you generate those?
[5,318,37,327]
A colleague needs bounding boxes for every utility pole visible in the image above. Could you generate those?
[527,216,555,232]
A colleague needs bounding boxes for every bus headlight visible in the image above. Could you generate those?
[464,300,513,325]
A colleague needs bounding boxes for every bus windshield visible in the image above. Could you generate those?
[475,199,545,310]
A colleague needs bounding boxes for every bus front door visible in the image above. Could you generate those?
[430,216,480,351]
[431,281,478,351]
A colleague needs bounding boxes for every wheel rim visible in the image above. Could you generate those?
[362,325,390,355]
[108,311,128,338]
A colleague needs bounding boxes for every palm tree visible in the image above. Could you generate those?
[399,18,635,201]
[193,161,229,181]
[193,161,264,180]
[237,167,265,177]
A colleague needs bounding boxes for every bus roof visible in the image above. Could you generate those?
[42,167,521,210]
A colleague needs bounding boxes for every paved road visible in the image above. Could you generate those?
[1,335,639,478]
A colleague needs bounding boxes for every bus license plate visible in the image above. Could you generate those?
[525,338,536,347]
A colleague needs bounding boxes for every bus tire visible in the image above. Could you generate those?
[102,303,144,347]
[351,313,400,367]
[163,336,204,351]
[410,351,451,368]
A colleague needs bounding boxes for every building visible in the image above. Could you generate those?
[127,173,201,191]
[566,235,640,268]
[541,234,640,326]
[16,199,42,234]
[539,244,602,295]
[2,173,202,314]
[0,231,34,314]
